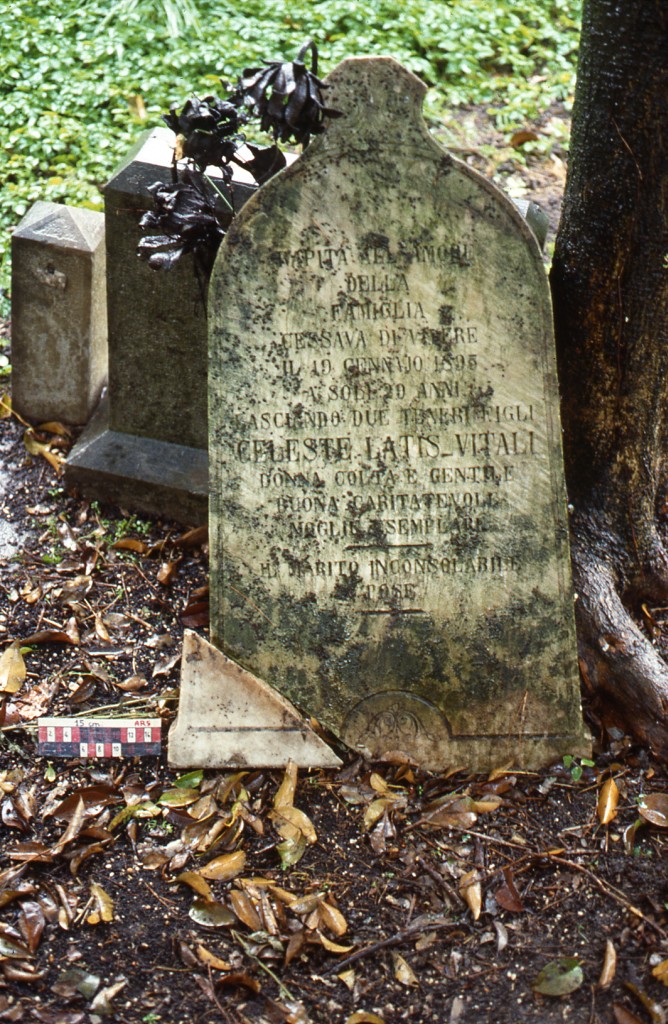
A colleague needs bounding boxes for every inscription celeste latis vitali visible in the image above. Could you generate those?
[207,56,590,769]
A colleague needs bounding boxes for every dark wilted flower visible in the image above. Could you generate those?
[137,169,226,273]
[139,37,344,272]
[234,143,287,185]
[235,39,340,146]
[163,95,243,171]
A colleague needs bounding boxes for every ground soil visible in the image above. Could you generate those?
[0,111,667,1024]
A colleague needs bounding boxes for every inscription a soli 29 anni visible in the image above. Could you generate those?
[208,57,590,769]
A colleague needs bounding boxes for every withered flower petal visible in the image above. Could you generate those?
[163,95,244,171]
[137,170,226,273]
[235,39,340,146]
[232,144,287,185]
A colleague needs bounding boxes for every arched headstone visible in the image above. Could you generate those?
[202,56,589,769]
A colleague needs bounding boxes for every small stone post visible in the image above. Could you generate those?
[11,202,107,425]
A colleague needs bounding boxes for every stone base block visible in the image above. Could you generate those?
[168,631,342,769]
[343,717,592,772]
[65,394,207,525]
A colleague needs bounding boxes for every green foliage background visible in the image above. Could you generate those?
[0,0,581,310]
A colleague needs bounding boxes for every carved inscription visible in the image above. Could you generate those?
[227,232,543,611]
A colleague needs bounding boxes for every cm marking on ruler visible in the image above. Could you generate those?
[38,717,162,758]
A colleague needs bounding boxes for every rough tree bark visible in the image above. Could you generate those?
[551,0,668,756]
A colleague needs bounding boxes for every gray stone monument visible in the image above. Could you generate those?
[171,56,590,770]
[11,202,107,425]
[65,128,256,524]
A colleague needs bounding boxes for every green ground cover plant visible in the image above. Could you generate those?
[0,0,581,312]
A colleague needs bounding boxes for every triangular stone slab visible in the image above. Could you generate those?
[168,631,342,768]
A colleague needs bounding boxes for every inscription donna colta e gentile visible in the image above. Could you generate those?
[226,234,545,608]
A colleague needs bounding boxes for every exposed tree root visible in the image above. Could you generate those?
[571,523,668,759]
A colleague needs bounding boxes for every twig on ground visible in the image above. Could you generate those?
[415,855,465,908]
[324,915,455,974]
[232,930,295,1002]
[545,854,667,938]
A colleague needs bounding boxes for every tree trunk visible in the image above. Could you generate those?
[551,0,668,757]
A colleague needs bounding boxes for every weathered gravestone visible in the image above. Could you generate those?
[12,202,107,425]
[174,56,590,770]
[65,128,256,523]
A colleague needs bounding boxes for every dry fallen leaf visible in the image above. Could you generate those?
[271,804,317,845]
[392,952,418,986]
[613,1006,645,1024]
[363,797,395,831]
[624,979,666,1022]
[651,958,668,987]
[369,772,390,794]
[196,944,231,971]
[345,1013,385,1024]
[116,674,147,692]
[598,939,617,989]
[270,762,316,867]
[274,760,298,810]
[110,537,149,554]
[319,900,348,937]
[638,793,668,827]
[90,979,127,1015]
[21,627,79,646]
[459,869,482,921]
[488,761,515,782]
[174,872,214,901]
[47,785,121,821]
[94,613,111,643]
[157,559,180,586]
[623,819,642,855]
[420,795,478,829]
[180,597,209,628]
[199,850,247,881]
[230,889,263,931]
[19,901,45,954]
[16,676,58,721]
[494,870,525,913]
[494,920,509,953]
[37,420,72,437]
[24,430,64,474]
[338,969,356,991]
[510,129,540,148]
[152,651,180,678]
[175,525,208,548]
[598,777,620,825]
[188,899,235,929]
[318,933,354,954]
[86,882,114,925]
[471,794,503,813]
[158,787,200,808]
[0,643,27,695]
